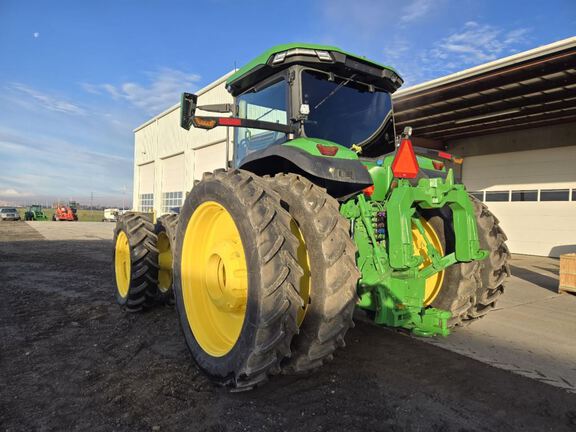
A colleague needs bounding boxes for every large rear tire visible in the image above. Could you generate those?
[267,174,359,373]
[467,197,510,319]
[173,169,303,390]
[423,196,510,326]
[112,213,159,312]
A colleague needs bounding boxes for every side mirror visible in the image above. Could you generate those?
[180,92,198,130]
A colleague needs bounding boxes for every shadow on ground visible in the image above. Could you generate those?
[509,265,559,293]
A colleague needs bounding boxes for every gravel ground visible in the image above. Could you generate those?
[1,221,575,432]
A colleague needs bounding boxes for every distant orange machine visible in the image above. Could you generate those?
[52,206,78,221]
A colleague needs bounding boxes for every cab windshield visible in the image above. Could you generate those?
[302,70,393,151]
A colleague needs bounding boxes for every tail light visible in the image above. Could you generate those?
[316,144,339,156]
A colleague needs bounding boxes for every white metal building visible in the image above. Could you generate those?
[132,71,234,216]
[133,38,575,257]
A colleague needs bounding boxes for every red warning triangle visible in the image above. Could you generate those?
[391,139,419,178]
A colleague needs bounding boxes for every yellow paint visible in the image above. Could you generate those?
[291,220,311,326]
[115,231,130,298]
[157,231,172,293]
[412,219,445,305]
[180,201,248,357]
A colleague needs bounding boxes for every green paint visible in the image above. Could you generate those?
[284,137,359,160]
[340,166,487,337]
[226,43,400,87]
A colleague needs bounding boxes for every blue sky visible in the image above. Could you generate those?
[0,0,574,205]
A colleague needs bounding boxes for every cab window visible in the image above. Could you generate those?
[235,78,288,165]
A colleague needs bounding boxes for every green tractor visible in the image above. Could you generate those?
[24,204,48,221]
[113,44,510,390]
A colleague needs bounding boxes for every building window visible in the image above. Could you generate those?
[485,191,510,202]
[139,193,154,212]
[572,189,576,202]
[540,189,570,201]
[511,190,538,202]
[162,191,183,213]
[469,191,484,201]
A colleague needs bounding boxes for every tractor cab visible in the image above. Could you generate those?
[226,44,402,164]
[181,44,407,196]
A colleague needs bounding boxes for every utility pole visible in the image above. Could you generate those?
[90,192,94,220]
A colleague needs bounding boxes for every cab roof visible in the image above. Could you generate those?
[226,43,403,96]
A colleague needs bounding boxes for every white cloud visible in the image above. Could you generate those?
[428,21,530,65]
[85,68,201,115]
[0,188,32,197]
[7,83,85,115]
[400,0,434,23]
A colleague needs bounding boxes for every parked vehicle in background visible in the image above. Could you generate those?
[103,208,120,222]
[24,204,48,221]
[53,205,78,221]
[0,208,21,221]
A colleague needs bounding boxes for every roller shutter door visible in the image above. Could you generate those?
[138,162,155,212]
[161,154,185,213]
[463,146,576,257]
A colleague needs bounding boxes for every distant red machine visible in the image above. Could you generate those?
[52,206,78,221]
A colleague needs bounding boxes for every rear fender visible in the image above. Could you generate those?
[238,144,372,198]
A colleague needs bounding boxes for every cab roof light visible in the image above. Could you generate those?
[391,138,419,179]
[272,49,333,65]
[272,52,287,64]
[316,50,333,61]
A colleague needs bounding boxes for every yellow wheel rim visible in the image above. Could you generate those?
[291,220,311,326]
[412,218,445,306]
[115,231,130,298]
[157,231,172,293]
[181,201,248,357]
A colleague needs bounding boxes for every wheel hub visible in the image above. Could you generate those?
[205,241,247,312]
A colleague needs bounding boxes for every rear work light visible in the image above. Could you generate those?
[391,138,419,179]
[316,144,339,156]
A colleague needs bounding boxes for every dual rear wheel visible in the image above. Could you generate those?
[170,170,359,389]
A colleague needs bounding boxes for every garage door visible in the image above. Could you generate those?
[463,146,576,257]
[161,153,185,213]
[138,162,155,212]
[193,141,227,181]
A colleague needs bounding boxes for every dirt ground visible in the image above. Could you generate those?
[1,221,575,432]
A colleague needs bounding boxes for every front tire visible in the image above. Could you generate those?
[173,169,303,390]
